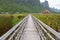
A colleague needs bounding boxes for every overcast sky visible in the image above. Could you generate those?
[40,0,60,9]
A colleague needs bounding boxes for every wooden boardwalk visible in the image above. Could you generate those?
[20,14,40,40]
[0,14,60,40]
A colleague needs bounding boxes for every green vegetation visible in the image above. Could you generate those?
[0,0,45,13]
[33,14,60,32]
[12,14,27,25]
[0,14,27,36]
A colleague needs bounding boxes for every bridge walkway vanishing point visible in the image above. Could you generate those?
[0,14,60,40]
[20,14,40,40]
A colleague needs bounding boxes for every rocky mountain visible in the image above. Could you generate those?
[41,0,49,9]
[41,0,60,13]
[0,0,47,13]
[0,0,57,13]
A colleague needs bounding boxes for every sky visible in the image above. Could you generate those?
[40,0,60,9]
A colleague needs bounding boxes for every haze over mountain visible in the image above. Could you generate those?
[41,0,60,12]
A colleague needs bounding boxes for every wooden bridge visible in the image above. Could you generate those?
[0,14,60,40]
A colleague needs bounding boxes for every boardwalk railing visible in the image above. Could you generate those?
[0,14,60,40]
[32,15,60,40]
[0,15,28,40]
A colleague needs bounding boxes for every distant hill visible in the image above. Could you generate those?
[0,0,47,13]
[0,0,58,13]
[50,8,60,12]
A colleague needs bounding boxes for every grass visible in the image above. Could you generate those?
[0,13,27,36]
[12,13,27,26]
[33,13,60,32]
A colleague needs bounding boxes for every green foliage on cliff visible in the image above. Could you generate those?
[0,0,45,13]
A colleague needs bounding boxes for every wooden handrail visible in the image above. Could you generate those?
[0,15,28,40]
[32,15,60,40]
[0,14,60,40]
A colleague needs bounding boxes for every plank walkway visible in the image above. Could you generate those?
[20,14,40,40]
[0,14,60,40]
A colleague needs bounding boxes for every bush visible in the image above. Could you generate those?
[17,16,25,19]
[43,10,51,14]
